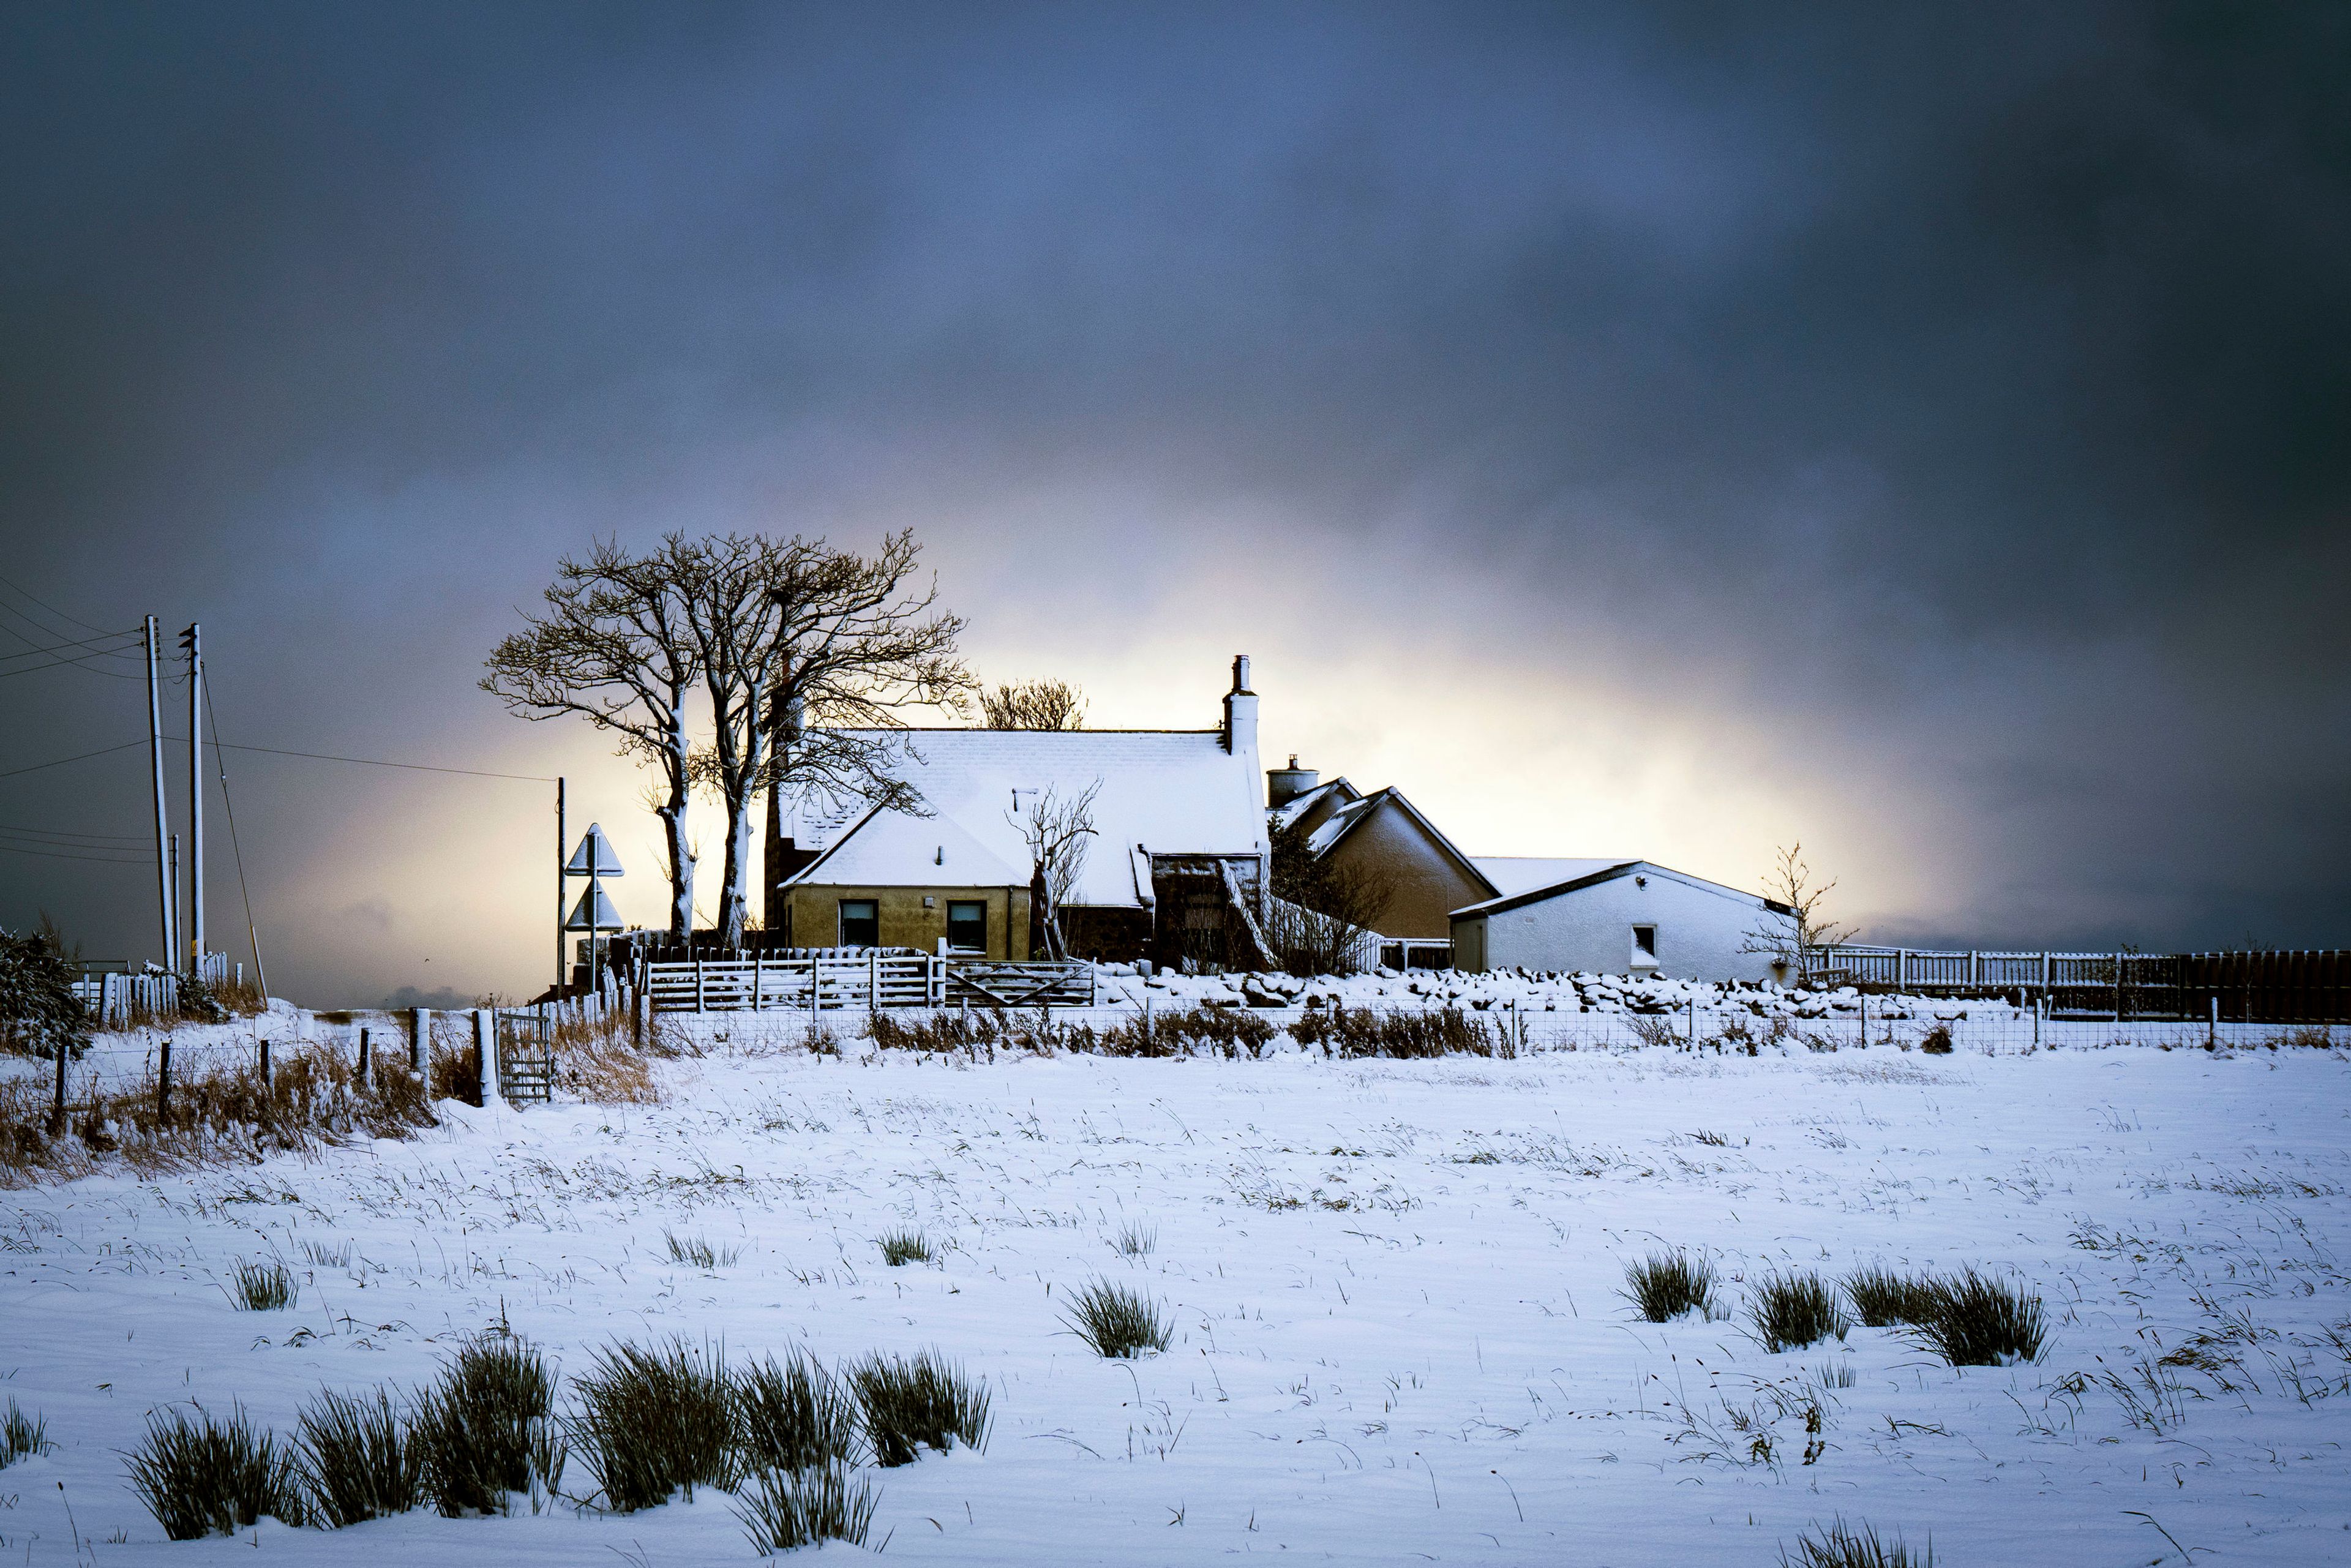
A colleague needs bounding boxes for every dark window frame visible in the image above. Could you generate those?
[1632,923,1658,959]
[945,899,988,955]
[838,899,879,948]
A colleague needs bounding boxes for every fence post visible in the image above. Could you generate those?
[2208,994,2218,1049]
[51,1032,68,1131]
[2114,950,2125,1021]
[157,1037,171,1120]
[411,1010,427,1073]
[869,950,879,1010]
[1685,997,1697,1049]
[1896,950,1907,991]
[357,1026,369,1087]
[696,958,706,1014]
[413,1007,429,1071]
[753,951,763,1011]
[1858,994,1867,1049]
[2033,996,2042,1051]
[474,1008,495,1106]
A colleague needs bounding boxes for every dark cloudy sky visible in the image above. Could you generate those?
[2,3,2344,1003]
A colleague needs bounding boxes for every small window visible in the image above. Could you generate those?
[1632,924,1658,960]
[946,900,987,955]
[838,899,879,948]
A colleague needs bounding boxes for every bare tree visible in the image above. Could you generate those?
[1740,842,1858,976]
[683,530,970,948]
[981,678,1087,730]
[1009,779,1100,961]
[483,540,701,939]
[1265,817,1397,975]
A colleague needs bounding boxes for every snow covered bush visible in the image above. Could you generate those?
[124,1403,308,1539]
[0,922,90,1062]
[569,1337,740,1512]
[846,1350,991,1467]
[1749,1270,1854,1352]
[1622,1250,1719,1321]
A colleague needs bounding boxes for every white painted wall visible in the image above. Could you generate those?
[1450,866,1780,981]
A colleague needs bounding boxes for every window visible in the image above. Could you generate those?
[838,899,879,948]
[947,900,987,955]
[1632,924,1658,961]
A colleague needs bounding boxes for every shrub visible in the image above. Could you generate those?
[877,1228,935,1266]
[569,1336,739,1512]
[1918,1024,1954,1055]
[296,1386,422,1526]
[1103,1005,1278,1059]
[1844,1266,1941,1328]
[2,1398,51,1467]
[1782,1515,1933,1567]
[1289,1005,1510,1059]
[1622,1250,1717,1322]
[846,1351,991,1466]
[735,1350,861,1472]
[230,1259,294,1311]
[0,922,92,1062]
[1749,1270,1853,1352]
[411,1334,561,1517]
[1913,1267,2045,1366]
[1111,1220,1157,1258]
[1062,1278,1174,1359]
[124,1404,307,1539]
[663,1230,738,1269]
[736,1458,878,1555]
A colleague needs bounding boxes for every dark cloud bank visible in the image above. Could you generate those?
[1,4,2344,999]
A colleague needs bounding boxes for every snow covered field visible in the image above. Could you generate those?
[4,1037,2347,1565]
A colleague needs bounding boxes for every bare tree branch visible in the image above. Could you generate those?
[1739,841,1858,974]
[1008,779,1100,962]
[980,679,1086,730]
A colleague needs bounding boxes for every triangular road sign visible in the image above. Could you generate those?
[564,886,625,931]
[565,823,625,877]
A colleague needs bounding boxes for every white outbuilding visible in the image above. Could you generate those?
[1449,860,1793,981]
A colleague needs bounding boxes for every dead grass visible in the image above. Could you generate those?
[1,1043,438,1188]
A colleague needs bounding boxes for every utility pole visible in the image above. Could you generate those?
[179,623,204,966]
[556,777,567,997]
[146,617,174,967]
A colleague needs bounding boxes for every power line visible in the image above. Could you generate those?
[199,740,557,782]
[0,570,118,637]
[203,679,268,996]
[0,740,149,780]
[0,841,148,866]
[0,629,143,663]
[0,825,147,846]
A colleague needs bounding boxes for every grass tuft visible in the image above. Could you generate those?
[1750,1270,1853,1353]
[877,1228,936,1266]
[297,1238,353,1269]
[410,1334,562,1517]
[230,1258,294,1311]
[296,1386,422,1527]
[1061,1277,1174,1359]
[1845,1265,1942,1328]
[662,1230,738,1269]
[846,1351,992,1467]
[2,1398,51,1467]
[1111,1220,1157,1258]
[735,1458,879,1555]
[1782,1515,1934,1567]
[1622,1250,1717,1322]
[735,1350,861,1473]
[124,1403,307,1539]
[570,1336,740,1513]
[1913,1267,2045,1366]
[1812,1360,1859,1390]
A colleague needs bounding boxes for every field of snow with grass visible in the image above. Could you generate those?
[4,1031,2348,1566]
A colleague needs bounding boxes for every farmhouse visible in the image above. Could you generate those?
[765,658,1270,966]
[1266,763,1494,969]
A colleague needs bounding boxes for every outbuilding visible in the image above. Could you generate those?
[1449,860,1792,981]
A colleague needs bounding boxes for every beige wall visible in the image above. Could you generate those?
[776,884,1032,959]
[1327,803,1494,939]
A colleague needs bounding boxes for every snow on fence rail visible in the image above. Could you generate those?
[643,953,1094,1013]
[67,955,243,1027]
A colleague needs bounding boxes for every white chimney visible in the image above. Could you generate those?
[1222,654,1257,759]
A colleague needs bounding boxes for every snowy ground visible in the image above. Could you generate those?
[4,1037,2348,1565]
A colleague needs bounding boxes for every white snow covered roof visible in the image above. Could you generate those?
[1470,857,1638,897]
[781,729,1267,908]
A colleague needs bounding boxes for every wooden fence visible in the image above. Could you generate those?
[69,955,243,1027]
[1809,945,2350,1022]
[645,953,1094,1015]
